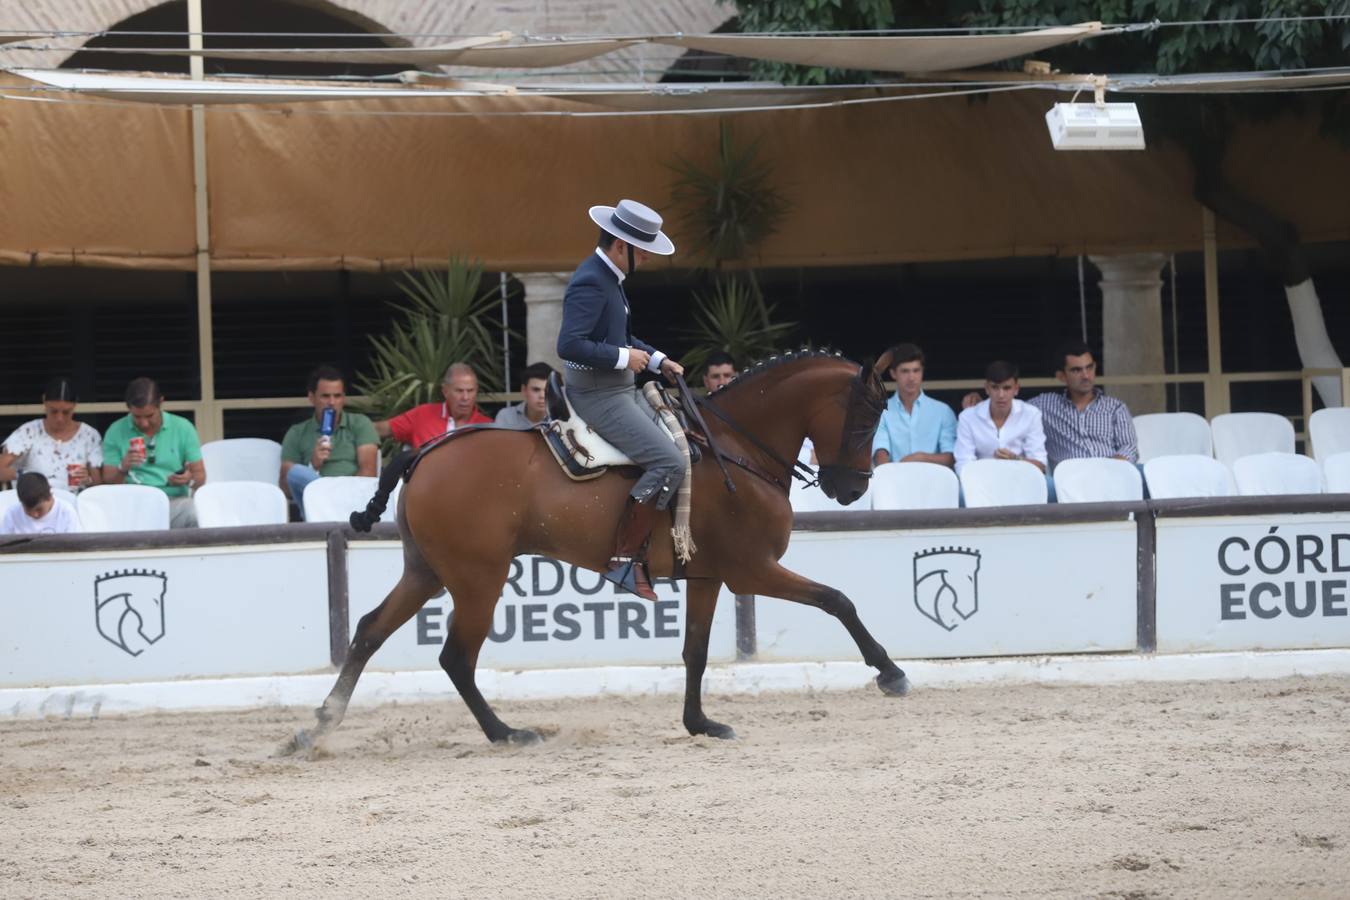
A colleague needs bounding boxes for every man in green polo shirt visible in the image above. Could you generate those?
[281,365,379,518]
[102,377,207,529]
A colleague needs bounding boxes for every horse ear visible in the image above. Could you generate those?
[872,349,895,378]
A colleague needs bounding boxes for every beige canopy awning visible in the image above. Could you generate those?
[653,23,1103,73]
[49,23,1104,73]
[0,69,1345,273]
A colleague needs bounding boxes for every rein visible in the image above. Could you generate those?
[695,392,820,492]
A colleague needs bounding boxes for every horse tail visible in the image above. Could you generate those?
[350,449,417,532]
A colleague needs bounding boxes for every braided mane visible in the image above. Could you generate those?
[707,347,853,395]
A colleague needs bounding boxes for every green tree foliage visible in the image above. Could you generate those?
[962,1,1350,285]
[725,0,896,83]
[356,258,514,423]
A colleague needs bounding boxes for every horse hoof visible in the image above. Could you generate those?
[877,670,911,697]
[702,720,737,740]
[688,719,737,740]
[503,728,543,746]
[276,729,314,758]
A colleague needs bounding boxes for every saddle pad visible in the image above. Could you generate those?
[544,376,678,480]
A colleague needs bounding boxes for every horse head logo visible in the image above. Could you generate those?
[94,569,167,657]
[912,547,981,631]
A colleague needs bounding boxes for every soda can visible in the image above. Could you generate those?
[129,436,145,457]
[320,407,336,435]
[67,463,82,489]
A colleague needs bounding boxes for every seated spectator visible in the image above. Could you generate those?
[1,472,82,535]
[374,362,493,448]
[954,361,1047,475]
[101,377,206,528]
[281,365,378,516]
[871,343,956,468]
[702,350,738,393]
[496,362,556,429]
[0,377,104,492]
[1028,340,1139,470]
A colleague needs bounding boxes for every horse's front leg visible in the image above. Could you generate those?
[747,562,910,696]
[681,578,736,739]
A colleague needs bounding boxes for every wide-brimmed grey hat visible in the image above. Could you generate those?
[588,199,675,256]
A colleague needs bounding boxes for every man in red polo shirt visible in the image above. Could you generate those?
[374,362,493,448]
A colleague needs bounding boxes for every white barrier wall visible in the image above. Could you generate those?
[755,523,1138,660]
[0,545,331,688]
[1156,513,1350,653]
[346,544,738,670]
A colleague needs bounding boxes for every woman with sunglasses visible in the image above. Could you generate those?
[0,378,104,492]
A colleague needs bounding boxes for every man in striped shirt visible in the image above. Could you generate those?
[1028,340,1139,470]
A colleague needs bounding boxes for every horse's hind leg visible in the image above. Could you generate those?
[681,578,736,739]
[437,568,539,745]
[749,562,910,696]
[282,539,443,755]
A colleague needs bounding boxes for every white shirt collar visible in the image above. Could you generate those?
[594,247,626,284]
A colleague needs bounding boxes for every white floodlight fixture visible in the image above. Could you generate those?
[1045,76,1146,151]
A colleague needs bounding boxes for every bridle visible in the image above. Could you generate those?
[675,366,879,496]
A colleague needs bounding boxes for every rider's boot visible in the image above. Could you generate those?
[604,497,660,601]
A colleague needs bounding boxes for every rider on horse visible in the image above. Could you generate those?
[557,199,685,601]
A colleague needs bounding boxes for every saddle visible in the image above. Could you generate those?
[542,372,695,481]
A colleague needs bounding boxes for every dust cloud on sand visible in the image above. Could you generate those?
[3,676,1348,898]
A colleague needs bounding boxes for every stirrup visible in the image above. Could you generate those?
[604,557,657,601]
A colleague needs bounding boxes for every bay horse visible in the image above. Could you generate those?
[288,348,909,752]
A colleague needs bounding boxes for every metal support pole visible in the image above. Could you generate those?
[500,272,511,390]
[189,0,220,441]
[734,594,756,660]
[1201,206,1228,417]
[326,530,351,667]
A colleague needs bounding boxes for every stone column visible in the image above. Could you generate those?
[518,272,568,372]
[1089,253,1169,415]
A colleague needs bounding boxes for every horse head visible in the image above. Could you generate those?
[815,352,890,505]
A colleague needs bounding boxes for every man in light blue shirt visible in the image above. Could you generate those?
[872,343,958,468]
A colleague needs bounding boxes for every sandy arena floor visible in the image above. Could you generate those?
[2,675,1349,899]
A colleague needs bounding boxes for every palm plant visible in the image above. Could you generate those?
[356,258,515,423]
[680,275,797,376]
[667,121,796,370]
[669,121,790,271]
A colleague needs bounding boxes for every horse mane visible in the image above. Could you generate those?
[708,347,854,396]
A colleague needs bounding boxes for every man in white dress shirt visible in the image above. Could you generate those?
[954,360,1047,475]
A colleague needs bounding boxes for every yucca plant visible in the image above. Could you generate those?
[668,121,796,369]
[669,121,790,271]
[356,257,516,423]
[679,275,797,376]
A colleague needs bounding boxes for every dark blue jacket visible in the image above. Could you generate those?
[556,253,656,370]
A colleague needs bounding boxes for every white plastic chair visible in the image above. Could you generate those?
[1133,412,1213,463]
[303,476,384,523]
[1143,455,1236,500]
[1210,412,1295,469]
[1323,451,1350,493]
[1308,408,1350,463]
[870,462,960,510]
[959,459,1048,507]
[200,438,283,484]
[77,484,170,532]
[194,482,290,528]
[1052,458,1144,503]
[1232,452,1323,496]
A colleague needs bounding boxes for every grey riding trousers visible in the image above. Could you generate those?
[565,368,685,510]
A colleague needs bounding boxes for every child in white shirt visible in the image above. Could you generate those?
[1,473,82,535]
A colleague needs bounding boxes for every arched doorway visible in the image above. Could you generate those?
[61,0,407,78]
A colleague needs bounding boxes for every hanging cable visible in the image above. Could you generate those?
[1169,254,1180,411]
[1077,255,1088,343]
